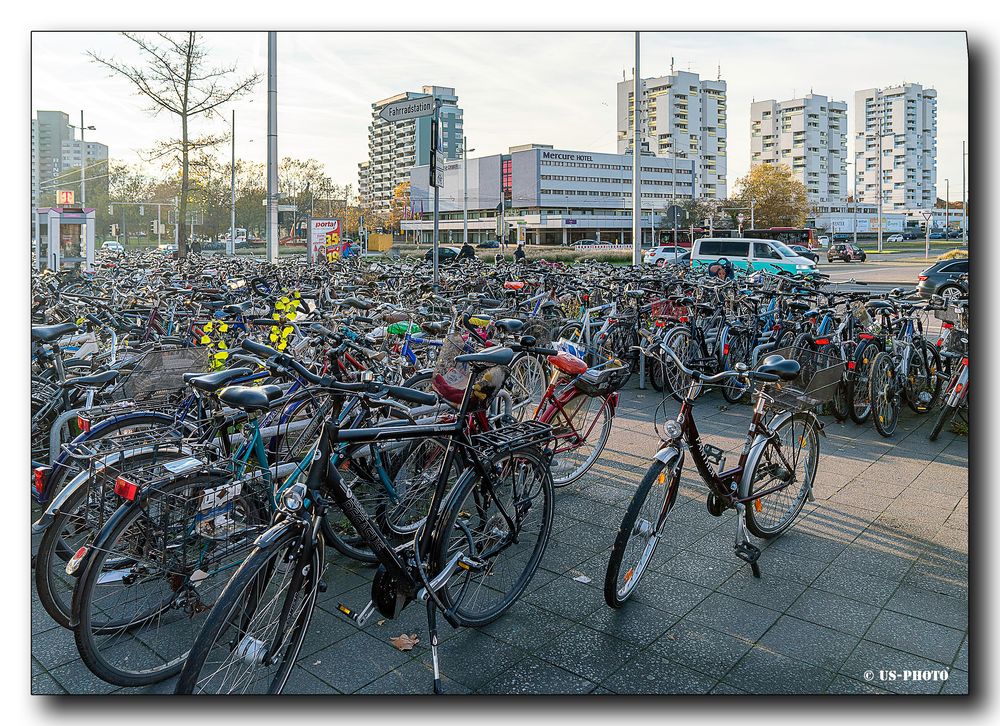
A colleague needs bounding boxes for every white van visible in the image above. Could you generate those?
[690,237,817,274]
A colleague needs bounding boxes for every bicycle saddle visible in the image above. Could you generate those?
[62,370,120,389]
[756,355,801,382]
[184,367,254,393]
[493,318,525,334]
[420,321,448,335]
[218,384,283,413]
[456,346,516,367]
[32,322,79,343]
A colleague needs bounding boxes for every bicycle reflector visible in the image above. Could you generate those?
[65,546,89,577]
[114,475,139,501]
[815,338,830,346]
[77,415,91,433]
[33,466,51,497]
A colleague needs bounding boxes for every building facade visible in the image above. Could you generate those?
[360,85,463,212]
[854,83,937,211]
[750,93,847,203]
[403,144,696,246]
[32,110,109,229]
[616,68,727,199]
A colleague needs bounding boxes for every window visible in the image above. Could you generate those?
[720,240,750,258]
[753,242,781,259]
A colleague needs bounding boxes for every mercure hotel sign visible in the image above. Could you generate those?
[541,151,595,162]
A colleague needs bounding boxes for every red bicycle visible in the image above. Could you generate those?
[532,349,629,487]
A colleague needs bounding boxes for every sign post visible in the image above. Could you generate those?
[378,95,439,284]
[922,211,933,261]
[737,213,746,238]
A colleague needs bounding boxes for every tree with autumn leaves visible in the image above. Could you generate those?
[731,164,811,229]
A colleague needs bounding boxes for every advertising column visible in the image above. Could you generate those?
[309,218,342,263]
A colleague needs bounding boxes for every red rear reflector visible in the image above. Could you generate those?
[723,343,730,356]
[961,357,968,367]
[815,338,830,345]
[114,476,139,501]
[847,361,856,370]
[942,322,953,329]
[955,383,964,394]
[33,466,51,496]
[77,416,91,433]
[859,333,874,340]
[65,546,88,576]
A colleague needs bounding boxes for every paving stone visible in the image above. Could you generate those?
[953,636,968,671]
[626,571,712,616]
[303,630,414,694]
[684,592,781,641]
[940,668,968,695]
[829,540,917,581]
[526,574,605,621]
[716,569,809,611]
[840,641,948,695]
[282,665,342,694]
[357,657,471,695]
[478,600,576,653]
[602,648,716,694]
[413,628,529,691]
[758,615,859,671]
[31,672,66,695]
[30,626,86,671]
[864,610,965,664]
[723,646,836,694]
[825,674,890,694]
[709,682,748,694]
[48,659,119,695]
[653,549,740,589]
[750,546,828,585]
[583,600,680,646]
[811,565,900,607]
[536,626,638,683]
[884,583,968,630]
[786,587,881,637]
[651,619,753,676]
[479,655,595,694]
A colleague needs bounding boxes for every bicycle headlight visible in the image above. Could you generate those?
[663,419,682,440]
[280,483,306,513]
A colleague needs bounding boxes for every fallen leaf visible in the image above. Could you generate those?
[664,632,679,641]
[312,660,321,666]
[390,633,420,651]
[377,619,386,626]
[572,574,592,584]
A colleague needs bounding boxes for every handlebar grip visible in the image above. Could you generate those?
[310,323,339,340]
[385,385,439,407]
[241,339,280,359]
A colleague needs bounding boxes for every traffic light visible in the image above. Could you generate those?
[108,225,114,237]
[150,221,157,235]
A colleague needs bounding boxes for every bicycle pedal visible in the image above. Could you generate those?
[336,599,376,627]
[734,542,761,565]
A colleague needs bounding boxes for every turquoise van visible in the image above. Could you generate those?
[690,237,818,274]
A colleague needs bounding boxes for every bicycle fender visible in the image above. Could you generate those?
[253,519,298,549]
[653,445,681,466]
[737,410,823,499]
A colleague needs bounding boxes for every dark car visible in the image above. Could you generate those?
[902,230,921,240]
[827,243,867,263]
[929,231,946,240]
[424,246,460,263]
[477,239,500,249]
[916,258,969,299]
[789,245,819,263]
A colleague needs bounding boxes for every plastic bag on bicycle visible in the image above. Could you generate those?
[573,363,630,397]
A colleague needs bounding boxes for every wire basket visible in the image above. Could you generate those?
[111,347,208,402]
[765,344,846,410]
[431,333,473,406]
[573,362,631,397]
[849,300,877,333]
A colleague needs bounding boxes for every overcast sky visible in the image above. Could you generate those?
[31,31,968,200]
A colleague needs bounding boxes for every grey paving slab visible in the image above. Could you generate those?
[535,626,639,683]
[840,640,950,695]
[884,583,969,631]
[602,648,717,694]
[757,615,860,671]
[650,619,753,676]
[785,587,882,637]
[723,646,837,694]
[479,656,596,695]
[684,592,782,641]
[863,610,965,664]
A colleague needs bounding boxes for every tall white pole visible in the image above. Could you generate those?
[945,178,950,238]
[852,156,858,246]
[230,109,236,257]
[462,136,469,246]
[79,111,87,207]
[631,31,642,265]
[266,31,279,263]
[962,141,967,244]
[750,199,755,230]
[877,129,883,253]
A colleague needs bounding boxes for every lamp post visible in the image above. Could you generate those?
[961,141,967,244]
[945,178,950,239]
[69,113,96,206]
[229,109,236,256]
[462,136,476,246]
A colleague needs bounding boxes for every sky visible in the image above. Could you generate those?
[31,31,969,200]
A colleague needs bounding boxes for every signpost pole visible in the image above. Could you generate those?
[266,31,279,264]
[631,31,642,266]
[230,109,237,257]
[432,99,441,289]
[923,211,932,261]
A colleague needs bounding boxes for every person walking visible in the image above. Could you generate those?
[514,243,526,264]
[458,240,476,262]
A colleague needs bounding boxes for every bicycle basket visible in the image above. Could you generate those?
[112,347,208,402]
[432,333,473,406]
[766,344,845,410]
[849,300,876,333]
[573,362,630,397]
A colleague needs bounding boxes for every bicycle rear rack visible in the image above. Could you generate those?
[471,420,555,459]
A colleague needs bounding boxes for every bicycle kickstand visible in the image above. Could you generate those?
[426,598,443,694]
[733,502,762,579]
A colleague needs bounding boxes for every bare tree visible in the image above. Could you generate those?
[89,32,260,256]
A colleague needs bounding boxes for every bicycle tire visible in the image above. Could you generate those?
[847,339,881,425]
[904,339,942,414]
[174,525,320,694]
[742,412,819,538]
[543,395,613,487]
[869,351,900,438]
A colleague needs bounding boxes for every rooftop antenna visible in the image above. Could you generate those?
[670,56,674,74]
[717,62,721,80]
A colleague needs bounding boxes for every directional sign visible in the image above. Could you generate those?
[434,150,446,188]
[665,205,688,227]
[378,97,435,123]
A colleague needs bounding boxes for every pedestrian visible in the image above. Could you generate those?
[458,240,476,262]
[514,243,526,264]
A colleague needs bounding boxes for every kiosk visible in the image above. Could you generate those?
[34,206,96,272]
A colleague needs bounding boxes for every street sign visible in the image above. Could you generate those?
[665,204,688,227]
[378,96,435,123]
[434,150,446,188]
[56,190,74,205]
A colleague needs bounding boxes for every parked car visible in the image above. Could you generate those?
[157,242,178,253]
[929,231,946,240]
[690,237,816,274]
[827,243,867,263]
[573,239,602,247]
[100,240,124,253]
[788,245,819,263]
[916,258,969,299]
[816,235,830,247]
[903,230,920,240]
[947,229,964,239]
[886,234,904,243]
[477,239,500,249]
[202,241,224,251]
[643,245,689,266]
[424,246,460,263]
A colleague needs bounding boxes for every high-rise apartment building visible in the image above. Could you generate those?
[617,68,727,199]
[360,85,463,212]
[750,93,848,203]
[31,110,109,228]
[854,83,937,211]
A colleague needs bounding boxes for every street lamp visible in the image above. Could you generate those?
[68,112,97,206]
[462,137,476,246]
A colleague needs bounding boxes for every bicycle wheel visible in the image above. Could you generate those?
[604,456,679,608]
[506,353,547,422]
[663,326,696,403]
[869,352,900,438]
[742,412,819,538]
[320,445,384,563]
[847,339,880,424]
[830,379,850,421]
[929,400,958,442]
[377,436,456,537]
[545,395,613,487]
[35,448,189,629]
[904,339,942,414]
[73,475,269,686]
[432,447,553,627]
[721,330,752,404]
[174,526,320,694]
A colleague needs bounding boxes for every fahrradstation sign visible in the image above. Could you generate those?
[378,97,435,123]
